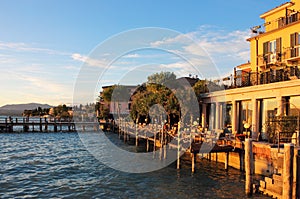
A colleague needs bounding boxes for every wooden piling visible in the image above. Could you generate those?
[245,138,253,196]
[163,144,167,159]
[45,121,48,132]
[146,138,149,152]
[283,143,294,199]
[39,118,43,132]
[123,121,126,143]
[5,118,8,132]
[135,123,138,146]
[191,153,195,173]
[240,151,244,171]
[177,122,181,170]
[225,152,229,171]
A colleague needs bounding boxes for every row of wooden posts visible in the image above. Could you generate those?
[114,120,297,198]
[115,120,231,171]
[0,118,76,132]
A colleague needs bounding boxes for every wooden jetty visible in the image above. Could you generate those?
[111,120,239,173]
[0,117,101,133]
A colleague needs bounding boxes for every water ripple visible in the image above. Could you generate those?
[0,132,270,199]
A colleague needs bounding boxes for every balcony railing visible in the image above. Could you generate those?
[257,53,282,67]
[251,12,300,34]
[222,66,300,90]
[284,45,300,61]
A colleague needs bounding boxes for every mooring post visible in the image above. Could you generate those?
[123,120,126,143]
[153,123,156,157]
[39,118,43,132]
[164,142,167,159]
[159,123,164,160]
[5,118,8,132]
[135,122,138,147]
[117,119,120,138]
[54,118,58,132]
[177,122,181,169]
[146,138,149,152]
[240,151,244,171]
[191,153,195,173]
[283,143,294,199]
[44,118,48,132]
[225,152,229,171]
[245,138,253,196]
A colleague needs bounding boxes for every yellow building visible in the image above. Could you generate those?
[202,0,300,143]
[246,0,300,82]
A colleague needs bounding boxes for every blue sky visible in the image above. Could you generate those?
[0,0,286,106]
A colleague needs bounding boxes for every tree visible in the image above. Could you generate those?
[147,71,176,85]
[130,72,181,125]
[193,80,208,97]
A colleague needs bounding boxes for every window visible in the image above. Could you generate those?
[288,13,298,24]
[260,98,277,139]
[290,32,300,57]
[263,38,281,63]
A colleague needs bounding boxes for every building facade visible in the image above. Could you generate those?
[201,0,300,141]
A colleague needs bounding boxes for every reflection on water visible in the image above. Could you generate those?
[0,132,270,198]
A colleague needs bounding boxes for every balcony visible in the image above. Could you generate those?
[251,12,300,34]
[220,65,300,90]
[285,45,300,62]
[257,53,282,69]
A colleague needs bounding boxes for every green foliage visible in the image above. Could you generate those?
[23,104,72,119]
[147,71,176,85]
[96,72,218,124]
[193,80,209,97]
[102,85,116,102]
[130,81,179,124]
[23,107,50,117]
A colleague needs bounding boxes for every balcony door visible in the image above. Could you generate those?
[269,40,277,63]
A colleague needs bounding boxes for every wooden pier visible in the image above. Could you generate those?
[0,117,101,133]
[109,120,239,173]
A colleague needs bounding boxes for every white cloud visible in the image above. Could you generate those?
[16,74,69,94]
[149,25,251,76]
[71,53,108,68]
[123,53,141,58]
[0,54,19,64]
[0,41,69,55]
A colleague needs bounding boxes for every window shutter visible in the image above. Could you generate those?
[291,33,296,47]
[276,38,282,61]
[263,42,269,55]
[276,38,281,53]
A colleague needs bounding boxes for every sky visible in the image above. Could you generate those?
[0,0,287,107]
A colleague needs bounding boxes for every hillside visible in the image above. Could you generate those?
[0,103,53,116]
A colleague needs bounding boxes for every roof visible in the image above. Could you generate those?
[236,62,251,70]
[176,77,200,87]
[260,2,294,19]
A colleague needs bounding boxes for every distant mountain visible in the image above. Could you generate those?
[0,103,53,116]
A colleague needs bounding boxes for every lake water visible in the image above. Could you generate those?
[0,132,271,198]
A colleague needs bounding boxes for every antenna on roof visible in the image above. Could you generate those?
[250,25,261,34]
